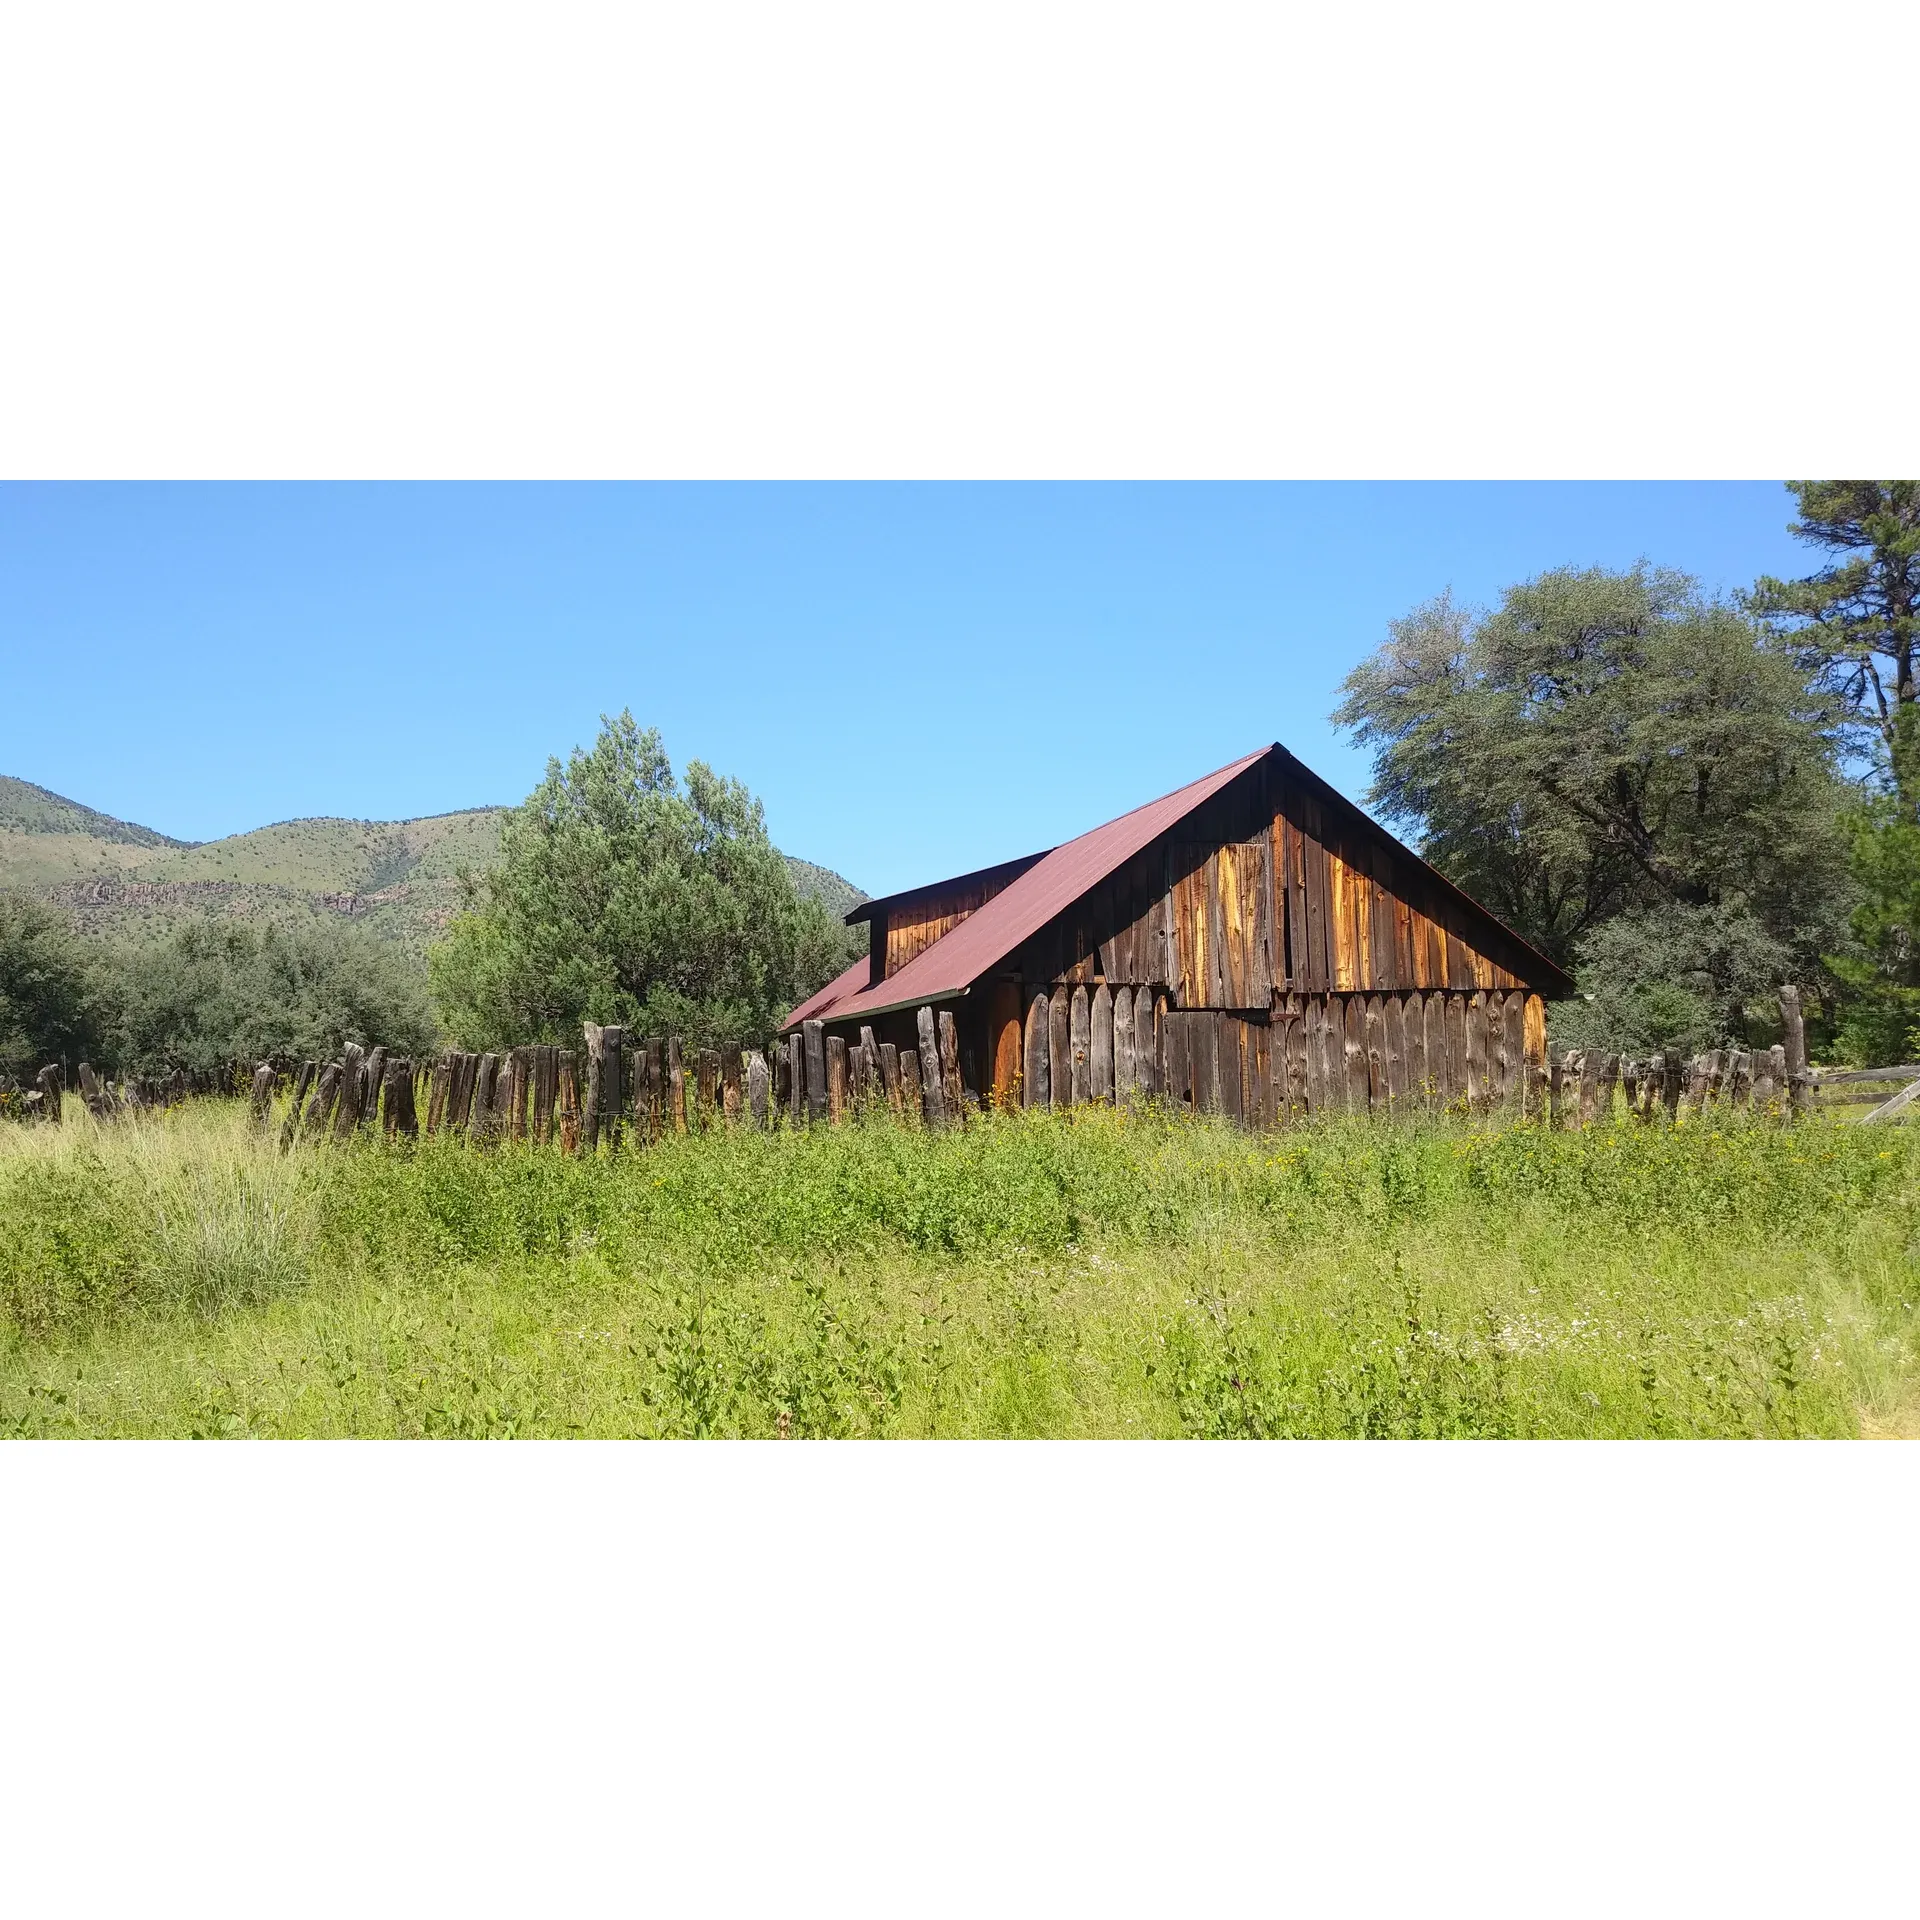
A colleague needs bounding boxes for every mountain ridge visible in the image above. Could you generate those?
[0,776,866,957]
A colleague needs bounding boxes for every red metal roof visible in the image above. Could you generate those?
[780,747,1269,1031]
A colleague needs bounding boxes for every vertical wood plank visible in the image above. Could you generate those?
[1090,983,1114,1102]
[1049,990,1071,1109]
[1402,992,1426,1107]
[899,1043,922,1123]
[1501,994,1526,1114]
[1163,1007,1191,1111]
[1023,990,1050,1109]
[1463,996,1488,1112]
[1137,987,1162,1099]
[879,1042,903,1117]
[1383,995,1408,1107]
[1113,984,1135,1105]
[1364,994,1389,1109]
[1442,996,1467,1108]
[1342,995,1370,1111]
[1302,998,1327,1113]
[722,1050,743,1125]
[1522,996,1548,1120]
[747,1050,769,1128]
[1069,985,1091,1105]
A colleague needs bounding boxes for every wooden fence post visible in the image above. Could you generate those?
[581,1024,603,1150]
[668,1037,688,1132]
[1727,1048,1753,1109]
[333,1043,367,1139]
[251,1062,276,1124]
[747,1049,769,1128]
[696,1047,719,1131]
[723,1050,743,1125]
[937,1010,964,1120]
[1778,985,1811,1116]
[825,1036,847,1123]
[800,1021,825,1122]
[283,1061,316,1147]
[899,1044,923,1122]
[916,1006,946,1127]
[878,1041,902,1116]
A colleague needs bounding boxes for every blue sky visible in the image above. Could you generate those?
[2,483,1813,897]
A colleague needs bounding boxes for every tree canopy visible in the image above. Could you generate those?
[110,918,438,1076]
[0,894,110,1081]
[428,712,860,1052]
[1748,482,1920,770]
[1334,564,1854,1049]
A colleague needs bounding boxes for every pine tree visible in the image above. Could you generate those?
[1748,482,1920,778]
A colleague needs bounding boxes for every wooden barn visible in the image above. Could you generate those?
[782,743,1573,1122]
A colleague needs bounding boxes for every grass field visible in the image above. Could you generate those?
[3,1097,1916,1438]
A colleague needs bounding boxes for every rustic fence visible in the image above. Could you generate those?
[12,984,1918,1139]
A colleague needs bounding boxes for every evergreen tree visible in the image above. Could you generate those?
[1748,482,1920,776]
[428,712,859,1052]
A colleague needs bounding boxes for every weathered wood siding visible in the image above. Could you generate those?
[1001,758,1536,1002]
[877,867,1031,980]
[986,985,1549,1120]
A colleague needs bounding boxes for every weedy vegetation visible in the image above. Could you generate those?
[3,1099,1917,1438]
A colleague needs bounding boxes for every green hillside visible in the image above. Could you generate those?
[0,780,865,961]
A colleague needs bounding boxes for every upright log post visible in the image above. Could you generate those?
[747,1049,769,1128]
[251,1062,276,1124]
[878,1041,902,1116]
[723,1050,743,1125]
[581,1024,604,1150]
[802,1020,827,1122]
[333,1043,367,1139]
[35,1063,63,1125]
[937,1009,964,1119]
[1778,985,1811,1116]
[916,1006,946,1127]
[668,1037,688,1132]
[695,1044,718,1128]
[825,1036,847,1124]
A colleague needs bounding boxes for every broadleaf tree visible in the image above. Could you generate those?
[429,713,861,1052]
[1333,564,1854,1049]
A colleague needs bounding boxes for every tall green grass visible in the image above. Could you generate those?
[3,1098,1916,1437]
